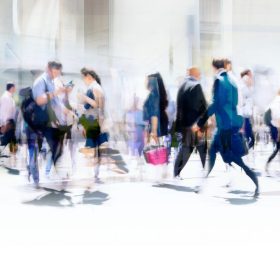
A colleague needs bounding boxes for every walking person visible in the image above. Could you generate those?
[265,90,280,172]
[26,61,67,187]
[196,59,259,197]
[174,67,208,178]
[240,69,255,149]
[143,72,169,144]
[78,68,109,181]
[143,73,169,178]
[45,76,75,177]
[125,96,145,157]
[0,83,17,152]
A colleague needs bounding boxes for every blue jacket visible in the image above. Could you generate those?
[198,71,243,130]
[143,90,162,136]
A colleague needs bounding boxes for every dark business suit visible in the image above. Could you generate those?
[198,70,259,195]
[174,77,207,177]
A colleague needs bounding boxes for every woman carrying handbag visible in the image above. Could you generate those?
[143,73,169,166]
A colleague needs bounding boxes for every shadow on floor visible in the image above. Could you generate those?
[0,165,20,175]
[228,190,252,195]
[152,183,195,193]
[81,190,110,205]
[225,197,258,205]
[23,189,109,208]
[215,194,258,206]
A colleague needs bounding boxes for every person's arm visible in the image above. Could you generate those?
[82,94,98,108]
[197,79,219,128]
[35,94,48,106]
[151,116,158,135]
[33,79,65,106]
[175,86,183,131]
[150,92,160,137]
[197,84,207,114]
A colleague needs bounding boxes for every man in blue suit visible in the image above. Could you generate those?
[196,58,259,197]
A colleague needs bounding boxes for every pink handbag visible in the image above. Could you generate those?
[144,145,168,165]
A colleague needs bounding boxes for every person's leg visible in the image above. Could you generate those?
[266,127,280,171]
[174,144,194,177]
[44,128,63,167]
[43,128,55,163]
[68,138,77,173]
[207,138,218,176]
[248,119,255,149]
[231,155,259,196]
[174,132,184,177]
[181,145,194,173]
[244,118,254,149]
[174,129,194,177]
[266,142,280,165]
[86,132,100,179]
[195,139,216,193]
[136,126,145,156]
[52,129,64,166]
[45,148,52,175]
[56,130,66,163]
[93,134,104,180]
[197,143,207,168]
[27,131,39,186]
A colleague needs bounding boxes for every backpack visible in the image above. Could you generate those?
[20,87,49,131]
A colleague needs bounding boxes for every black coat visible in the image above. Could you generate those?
[175,77,207,132]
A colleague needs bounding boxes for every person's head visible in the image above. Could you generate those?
[224,59,232,72]
[240,69,252,79]
[212,58,226,73]
[147,72,168,112]
[81,67,101,86]
[241,69,253,87]
[47,61,62,79]
[6,83,16,94]
[188,67,201,80]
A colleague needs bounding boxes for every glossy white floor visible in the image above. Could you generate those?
[0,143,280,280]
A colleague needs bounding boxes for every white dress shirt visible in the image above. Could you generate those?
[239,80,254,118]
[0,91,16,127]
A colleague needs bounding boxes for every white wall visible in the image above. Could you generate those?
[232,0,280,72]
[110,0,197,80]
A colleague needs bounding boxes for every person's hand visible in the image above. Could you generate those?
[65,86,74,94]
[192,124,200,133]
[197,129,204,139]
[149,131,159,144]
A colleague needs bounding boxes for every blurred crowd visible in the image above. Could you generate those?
[0,58,280,196]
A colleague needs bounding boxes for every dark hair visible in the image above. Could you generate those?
[212,58,226,70]
[240,69,251,78]
[81,67,101,85]
[48,61,63,70]
[6,83,15,91]
[148,72,168,119]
